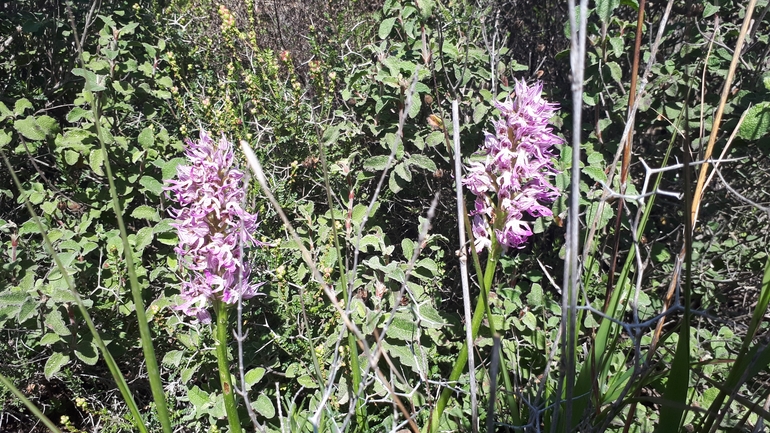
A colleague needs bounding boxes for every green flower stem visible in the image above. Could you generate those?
[465,207,521,425]
[476,252,520,428]
[425,238,502,433]
[215,300,243,433]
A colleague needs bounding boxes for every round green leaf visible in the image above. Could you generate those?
[252,393,275,418]
[245,367,266,388]
[44,352,70,380]
[738,102,770,141]
[378,18,397,39]
[89,149,105,176]
[14,116,46,141]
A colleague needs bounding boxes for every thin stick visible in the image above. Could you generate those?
[691,0,758,225]
[559,0,588,430]
[606,0,646,306]
[452,98,479,433]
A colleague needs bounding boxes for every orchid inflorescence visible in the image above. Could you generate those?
[463,79,562,252]
[166,130,265,323]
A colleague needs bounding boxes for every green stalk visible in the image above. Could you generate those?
[425,238,502,433]
[477,255,520,428]
[0,149,149,433]
[464,209,521,426]
[215,301,243,433]
[565,107,683,431]
[92,93,172,433]
[0,373,63,433]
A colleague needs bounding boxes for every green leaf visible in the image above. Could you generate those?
[363,155,391,171]
[44,352,70,380]
[39,332,61,346]
[426,131,444,147]
[527,283,544,308]
[75,340,99,365]
[738,102,770,141]
[134,227,154,251]
[245,367,266,389]
[350,204,370,228]
[44,310,70,336]
[378,18,397,39]
[0,102,12,121]
[401,238,415,260]
[14,99,33,116]
[252,393,275,418]
[0,291,27,308]
[71,68,106,93]
[584,199,614,239]
[187,385,211,412]
[322,124,342,146]
[596,0,620,24]
[651,244,671,263]
[389,172,404,193]
[472,103,488,124]
[357,234,381,252]
[17,299,38,322]
[296,374,319,388]
[409,93,421,118]
[131,205,160,221]
[156,76,173,88]
[41,201,57,215]
[138,127,154,149]
[387,314,417,340]
[0,129,11,149]
[89,149,105,176]
[64,149,79,165]
[163,157,187,180]
[417,304,444,328]
[583,165,607,183]
[66,107,91,123]
[380,339,427,373]
[408,154,437,172]
[162,350,184,367]
[139,175,164,196]
[14,116,47,141]
[606,61,622,84]
[416,258,438,274]
[609,36,624,58]
[394,161,412,182]
[35,116,58,136]
[56,128,95,152]
[521,311,537,330]
[702,3,719,18]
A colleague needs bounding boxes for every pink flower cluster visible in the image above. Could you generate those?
[463,80,561,252]
[166,130,264,323]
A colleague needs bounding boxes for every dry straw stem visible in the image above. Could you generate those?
[691,0,758,225]
[581,0,676,261]
[654,0,758,350]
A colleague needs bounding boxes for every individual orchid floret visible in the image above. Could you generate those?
[463,79,562,252]
[166,130,266,323]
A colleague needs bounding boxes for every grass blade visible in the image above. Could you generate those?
[0,149,149,433]
[0,373,64,433]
